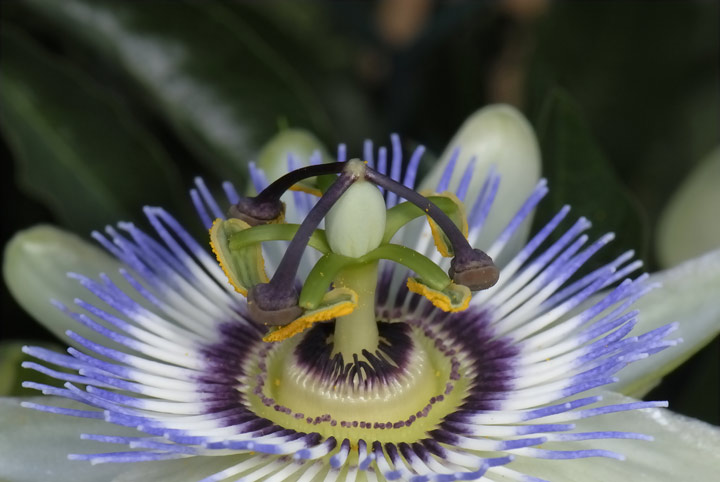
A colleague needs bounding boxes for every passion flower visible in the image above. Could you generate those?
[17,131,677,482]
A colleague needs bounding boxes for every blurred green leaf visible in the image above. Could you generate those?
[0,28,186,235]
[528,2,719,265]
[533,89,649,265]
[241,2,351,71]
[236,3,378,144]
[14,0,334,182]
[0,341,64,396]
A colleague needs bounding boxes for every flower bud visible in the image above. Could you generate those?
[420,104,541,266]
[253,128,331,193]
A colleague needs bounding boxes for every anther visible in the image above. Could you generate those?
[228,162,345,226]
[364,167,499,291]
[247,283,303,326]
[228,197,284,226]
[448,249,500,291]
[246,161,364,325]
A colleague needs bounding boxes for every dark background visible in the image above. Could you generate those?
[1,1,718,423]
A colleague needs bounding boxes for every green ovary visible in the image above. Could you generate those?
[243,325,470,444]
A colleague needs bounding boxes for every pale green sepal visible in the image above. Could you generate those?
[623,378,662,401]
[417,104,541,266]
[504,391,720,482]
[612,248,720,397]
[657,146,720,268]
[0,396,138,482]
[2,225,136,349]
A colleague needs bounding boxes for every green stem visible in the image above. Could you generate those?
[364,244,450,290]
[299,244,450,310]
[331,261,380,359]
[229,223,330,254]
[298,252,355,309]
[383,196,459,242]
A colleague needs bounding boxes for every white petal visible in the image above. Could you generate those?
[0,396,135,482]
[611,248,720,396]
[111,455,249,482]
[657,146,720,268]
[503,391,720,482]
[419,104,541,265]
[3,225,132,347]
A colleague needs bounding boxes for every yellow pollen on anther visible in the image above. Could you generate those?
[263,288,359,342]
[209,218,270,296]
[420,191,469,258]
[406,278,471,312]
[209,233,246,295]
[289,184,322,197]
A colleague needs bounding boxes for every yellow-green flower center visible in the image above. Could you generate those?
[243,321,471,444]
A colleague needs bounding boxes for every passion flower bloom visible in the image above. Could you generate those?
[3,108,720,482]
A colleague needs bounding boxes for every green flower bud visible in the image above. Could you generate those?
[420,104,541,266]
[253,128,332,193]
